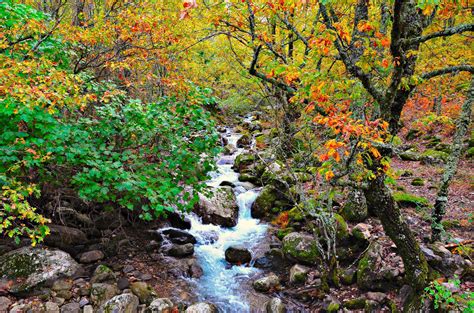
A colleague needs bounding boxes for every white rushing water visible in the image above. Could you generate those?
[186,128,268,312]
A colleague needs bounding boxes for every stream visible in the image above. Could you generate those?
[186,127,269,312]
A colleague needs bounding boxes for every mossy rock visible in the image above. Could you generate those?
[334,214,349,240]
[399,149,421,161]
[425,136,442,148]
[393,191,429,208]
[420,149,449,164]
[282,232,320,265]
[405,129,421,141]
[343,298,367,310]
[466,147,474,158]
[326,303,340,312]
[251,185,279,218]
[340,189,368,222]
[239,173,260,185]
[411,177,425,186]
[233,153,255,172]
[277,227,294,240]
[288,207,304,222]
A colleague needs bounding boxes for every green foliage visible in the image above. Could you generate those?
[393,191,429,208]
[423,278,474,312]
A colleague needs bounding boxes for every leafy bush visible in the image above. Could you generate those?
[423,278,474,312]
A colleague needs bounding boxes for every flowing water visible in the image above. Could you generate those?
[186,128,269,312]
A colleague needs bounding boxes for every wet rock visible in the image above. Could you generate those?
[340,189,368,222]
[223,144,237,155]
[289,264,309,284]
[130,282,157,304]
[0,247,80,295]
[253,273,280,292]
[147,298,174,312]
[45,225,88,250]
[162,229,197,245]
[236,134,251,148]
[225,245,252,264]
[91,264,116,284]
[90,283,118,307]
[99,293,139,313]
[60,302,80,313]
[352,223,372,241]
[168,243,194,258]
[0,296,11,312]
[167,211,192,230]
[282,232,320,265]
[186,259,204,279]
[194,187,239,227]
[265,297,286,313]
[233,153,256,172]
[79,250,104,263]
[185,302,218,313]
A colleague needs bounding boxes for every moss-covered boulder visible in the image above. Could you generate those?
[466,147,474,158]
[251,185,290,219]
[411,177,425,186]
[393,191,428,208]
[334,214,349,241]
[282,232,320,265]
[236,133,251,148]
[0,247,80,295]
[340,189,368,222]
[99,293,139,313]
[130,281,156,304]
[399,148,421,161]
[194,187,239,227]
[421,149,449,165]
[233,152,255,172]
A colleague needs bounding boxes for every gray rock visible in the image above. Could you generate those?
[194,187,239,227]
[130,282,157,305]
[352,223,372,241]
[185,302,218,313]
[91,265,116,284]
[90,283,118,307]
[282,232,320,265]
[79,250,104,263]
[146,298,174,312]
[99,293,139,313]
[60,302,80,313]
[341,189,368,222]
[289,264,309,284]
[0,247,80,295]
[161,229,196,245]
[265,297,286,313]
[83,305,94,313]
[44,301,60,313]
[45,225,88,249]
[0,296,12,312]
[366,291,387,303]
[236,134,251,148]
[253,273,280,292]
[225,245,252,264]
[168,243,194,258]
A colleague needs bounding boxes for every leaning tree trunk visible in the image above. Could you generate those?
[364,174,428,310]
[432,78,473,241]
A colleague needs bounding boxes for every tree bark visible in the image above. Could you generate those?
[432,78,473,241]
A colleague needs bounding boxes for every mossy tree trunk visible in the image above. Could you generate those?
[432,78,473,241]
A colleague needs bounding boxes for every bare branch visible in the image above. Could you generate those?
[421,65,474,80]
[403,23,474,46]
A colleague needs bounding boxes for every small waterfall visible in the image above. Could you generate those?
[186,128,268,312]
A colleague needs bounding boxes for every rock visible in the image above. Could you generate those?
[79,297,89,307]
[79,250,104,263]
[99,293,139,313]
[44,225,88,249]
[194,187,239,227]
[83,305,93,313]
[90,283,118,307]
[357,241,401,291]
[223,144,237,155]
[399,149,421,161]
[420,149,449,165]
[52,279,73,299]
[251,185,288,219]
[123,265,135,274]
[50,206,93,227]
[340,267,357,285]
[366,292,387,303]
[233,153,256,172]
[289,264,309,284]
[253,273,280,292]
[167,211,192,230]
[340,189,368,222]
[94,211,121,230]
[334,213,349,240]
[265,297,286,313]
[0,296,11,312]
[168,243,194,258]
[225,245,252,264]
[187,259,204,279]
[185,302,218,313]
[130,282,157,305]
[45,301,60,313]
[0,247,80,295]
[352,223,372,241]
[411,177,425,186]
[147,298,174,312]
[343,298,366,310]
[282,232,320,265]
[117,277,130,290]
[161,229,196,245]
[236,134,251,148]
[91,264,116,284]
[60,302,80,313]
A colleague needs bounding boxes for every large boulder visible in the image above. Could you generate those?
[185,302,218,313]
[130,281,157,304]
[0,247,80,295]
[161,229,196,245]
[99,293,139,313]
[146,298,174,312]
[225,245,252,264]
[194,187,239,227]
[253,273,280,292]
[289,264,310,284]
[44,225,87,250]
[340,189,368,222]
[282,232,320,265]
[233,153,256,172]
[251,185,290,219]
[168,243,194,258]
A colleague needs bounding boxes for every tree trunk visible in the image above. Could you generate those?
[432,78,473,241]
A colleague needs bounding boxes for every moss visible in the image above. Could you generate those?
[411,177,425,186]
[357,255,370,284]
[0,253,38,278]
[466,147,474,158]
[277,227,294,240]
[399,149,421,161]
[288,207,304,222]
[343,298,367,310]
[421,149,449,163]
[393,191,429,208]
[233,153,255,171]
[282,233,320,264]
[334,214,349,240]
[441,219,460,229]
[327,303,340,312]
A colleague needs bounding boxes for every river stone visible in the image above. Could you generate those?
[90,283,118,307]
[194,187,239,227]
[44,225,88,249]
[0,247,80,295]
[79,250,104,263]
[233,152,256,172]
[99,293,139,313]
[45,301,60,313]
[91,264,116,284]
[185,302,218,313]
[282,232,320,265]
[0,296,11,312]
[236,134,251,148]
[253,273,280,292]
[223,144,237,155]
[130,282,157,304]
[340,189,368,222]
[162,229,196,245]
[60,302,80,313]
[147,298,174,312]
[265,297,286,313]
[168,243,194,258]
[289,264,310,284]
[225,245,252,264]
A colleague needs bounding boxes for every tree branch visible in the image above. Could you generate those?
[421,65,474,80]
[403,23,474,46]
